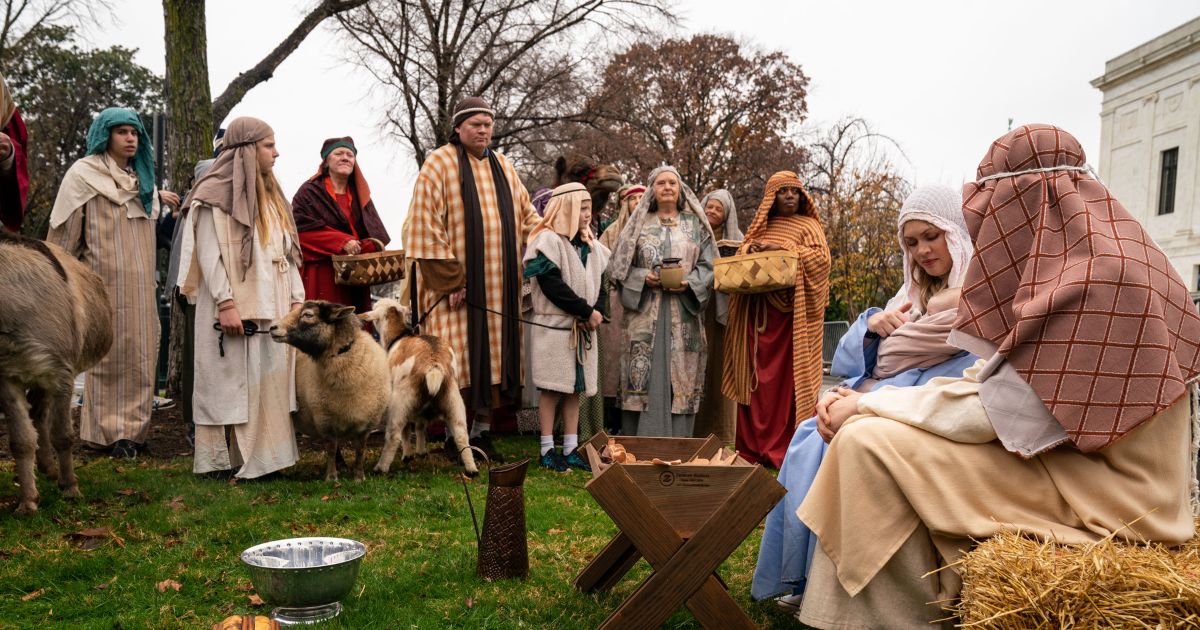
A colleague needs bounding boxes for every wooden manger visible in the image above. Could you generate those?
[574,432,786,630]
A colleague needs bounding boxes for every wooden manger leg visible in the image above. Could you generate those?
[574,532,642,593]
[587,466,784,630]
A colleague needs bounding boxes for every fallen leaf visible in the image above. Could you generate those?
[68,527,125,549]
[464,596,474,609]
[156,579,182,593]
[20,589,44,601]
[116,488,135,496]
[95,576,117,591]
[114,466,125,474]
[167,496,186,511]
[234,581,255,592]
[547,528,565,535]
[320,495,332,501]
[248,594,265,606]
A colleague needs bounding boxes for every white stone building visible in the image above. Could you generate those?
[1092,16,1200,302]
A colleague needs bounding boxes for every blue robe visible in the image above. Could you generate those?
[751,307,979,600]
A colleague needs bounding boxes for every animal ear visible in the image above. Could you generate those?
[554,156,566,179]
[357,312,371,321]
[334,305,357,320]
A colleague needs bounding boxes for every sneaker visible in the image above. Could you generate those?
[775,592,804,613]
[469,432,505,464]
[110,439,139,460]
[153,396,176,411]
[563,449,591,472]
[539,451,568,472]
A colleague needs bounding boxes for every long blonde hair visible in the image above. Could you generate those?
[254,165,290,242]
[910,261,946,313]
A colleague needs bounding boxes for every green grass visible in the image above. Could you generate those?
[0,436,799,629]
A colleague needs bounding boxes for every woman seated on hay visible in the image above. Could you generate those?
[752,184,980,605]
[795,124,1200,630]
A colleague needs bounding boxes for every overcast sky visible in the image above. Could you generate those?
[93,1,1198,241]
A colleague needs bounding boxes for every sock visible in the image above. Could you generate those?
[470,420,490,439]
[563,434,578,456]
[539,434,555,456]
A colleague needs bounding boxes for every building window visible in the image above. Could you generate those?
[1157,148,1178,215]
[1195,265,1200,292]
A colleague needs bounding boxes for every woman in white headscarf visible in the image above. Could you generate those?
[694,188,743,442]
[609,166,716,437]
[752,184,978,606]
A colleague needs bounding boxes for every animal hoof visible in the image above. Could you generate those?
[14,500,38,515]
[60,485,81,499]
[373,464,389,474]
[463,469,479,479]
[324,473,339,482]
[401,455,414,463]
[354,472,365,482]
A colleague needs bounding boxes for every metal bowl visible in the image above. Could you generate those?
[241,537,366,624]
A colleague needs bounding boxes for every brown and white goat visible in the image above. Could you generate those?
[269,300,390,481]
[360,299,477,477]
[0,231,113,514]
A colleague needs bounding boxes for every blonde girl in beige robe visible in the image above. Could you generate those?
[179,117,304,480]
[48,107,180,458]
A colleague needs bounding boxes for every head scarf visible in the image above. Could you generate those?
[184,116,287,273]
[529,182,590,243]
[741,170,817,242]
[699,188,744,244]
[311,135,373,209]
[85,108,155,213]
[955,124,1200,452]
[599,184,645,249]
[885,184,973,313]
[531,187,553,216]
[608,165,713,282]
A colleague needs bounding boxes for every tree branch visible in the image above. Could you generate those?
[211,0,367,123]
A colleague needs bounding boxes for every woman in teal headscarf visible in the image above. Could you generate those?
[48,107,180,458]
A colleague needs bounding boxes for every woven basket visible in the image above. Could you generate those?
[713,250,798,295]
[331,238,406,287]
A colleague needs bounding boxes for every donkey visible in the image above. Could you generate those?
[0,230,113,513]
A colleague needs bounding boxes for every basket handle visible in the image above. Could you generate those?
[365,237,385,252]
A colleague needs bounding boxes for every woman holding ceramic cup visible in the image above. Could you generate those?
[608,166,715,437]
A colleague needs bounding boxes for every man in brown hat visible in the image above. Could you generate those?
[403,97,539,461]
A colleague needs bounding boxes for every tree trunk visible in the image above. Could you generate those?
[163,0,214,397]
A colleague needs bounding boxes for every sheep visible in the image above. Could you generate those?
[269,300,390,481]
[0,230,113,514]
[360,298,478,478]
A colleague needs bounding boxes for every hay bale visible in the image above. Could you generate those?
[953,520,1200,628]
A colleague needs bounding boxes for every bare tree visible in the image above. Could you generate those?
[336,0,672,167]
[802,117,911,321]
[162,0,366,397]
[0,0,106,66]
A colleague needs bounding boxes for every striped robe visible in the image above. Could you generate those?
[49,194,158,446]
[403,144,539,389]
[723,214,831,428]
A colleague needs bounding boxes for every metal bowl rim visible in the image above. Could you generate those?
[240,536,367,570]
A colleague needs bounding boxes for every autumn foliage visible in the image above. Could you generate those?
[571,34,809,227]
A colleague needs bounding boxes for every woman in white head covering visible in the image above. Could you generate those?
[751,183,980,605]
[694,188,743,442]
[609,165,716,437]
